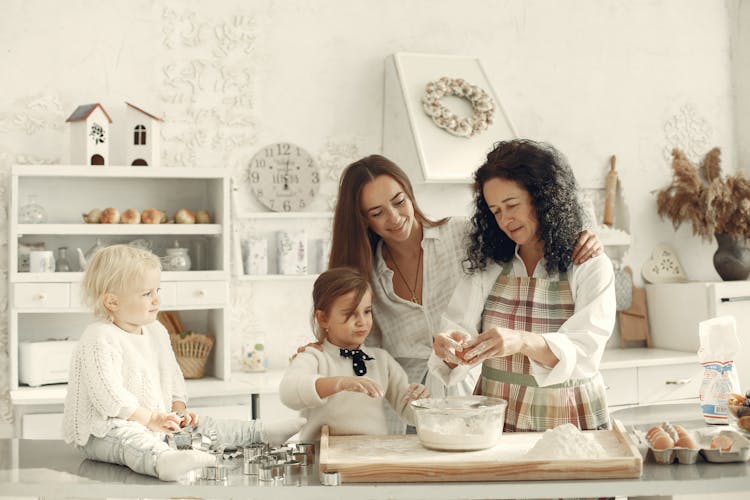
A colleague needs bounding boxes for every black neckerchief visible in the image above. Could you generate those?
[339,348,374,376]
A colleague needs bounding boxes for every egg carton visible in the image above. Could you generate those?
[634,426,750,464]
[649,445,700,465]
[696,428,750,463]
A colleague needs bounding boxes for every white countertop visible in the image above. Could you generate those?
[11,370,286,406]
[600,347,697,369]
[1,431,749,499]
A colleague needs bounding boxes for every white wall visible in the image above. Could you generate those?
[730,0,750,173]
[0,0,743,429]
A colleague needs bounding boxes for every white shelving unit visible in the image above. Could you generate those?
[8,165,232,408]
[232,209,333,280]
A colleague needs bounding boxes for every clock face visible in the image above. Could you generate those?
[248,142,320,212]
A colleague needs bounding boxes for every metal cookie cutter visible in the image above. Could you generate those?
[294,442,316,465]
[200,465,228,481]
[243,443,267,459]
[283,460,301,486]
[320,471,340,486]
[192,432,214,452]
[292,451,308,466]
[259,463,284,482]
[269,446,293,462]
[243,455,272,475]
[167,429,194,450]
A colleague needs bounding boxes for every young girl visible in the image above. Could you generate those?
[279,267,430,441]
[63,245,304,481]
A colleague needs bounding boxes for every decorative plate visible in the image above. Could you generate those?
[641,243,688,284]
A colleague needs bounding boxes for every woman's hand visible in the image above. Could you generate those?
[290,341,323,361]
[433,330,473,365]
[403,383,430,402]
[147,411,182,434]
[333,376,384,398]
[459,327,524,364]
[572,229,603,265]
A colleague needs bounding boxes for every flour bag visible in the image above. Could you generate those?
[698,316,741,424]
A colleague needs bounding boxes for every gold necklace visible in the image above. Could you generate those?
[384,245,423,305]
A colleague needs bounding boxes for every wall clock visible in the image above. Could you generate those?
[247,142,320,212]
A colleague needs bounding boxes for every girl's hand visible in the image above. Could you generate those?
[334,376,384,398]
[177,409,200,428]
[572,229,603,265]
[403,383,430,402]
[460,327,523,364]
[147,411,182,434]
[433,331,473,365]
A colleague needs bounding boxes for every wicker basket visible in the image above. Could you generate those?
[170,332,214,379]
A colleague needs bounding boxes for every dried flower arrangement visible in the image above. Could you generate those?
[656,147,750,241]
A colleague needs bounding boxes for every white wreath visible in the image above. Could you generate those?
[422,76,496,138]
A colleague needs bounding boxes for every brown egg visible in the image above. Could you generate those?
[647,428,674,450]
[710,434,734,452]
[646,425,662,440]
[675,434,699,449]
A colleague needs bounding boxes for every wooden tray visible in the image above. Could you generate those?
[319,419,642,483]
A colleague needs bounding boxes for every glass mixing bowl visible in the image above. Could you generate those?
[410,396,508,451]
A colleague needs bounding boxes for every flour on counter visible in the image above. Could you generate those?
[525,423,608,459]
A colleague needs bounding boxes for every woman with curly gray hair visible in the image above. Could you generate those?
[430,139,616,432]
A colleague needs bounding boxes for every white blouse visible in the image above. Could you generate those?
[428,250,616,388]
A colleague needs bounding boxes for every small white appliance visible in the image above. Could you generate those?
[646,281,750,389]
[19,340,78,387]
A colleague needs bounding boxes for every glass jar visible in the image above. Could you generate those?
[162,241,191,271]
[19,195,48,224]
[56,246,71,272]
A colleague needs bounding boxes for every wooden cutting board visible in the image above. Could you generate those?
[319,419,642,483]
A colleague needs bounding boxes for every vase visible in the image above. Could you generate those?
[713,233,750,281]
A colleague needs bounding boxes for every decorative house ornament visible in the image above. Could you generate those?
[124,102,163,166]
[641,243,688,284]
[65,103,112,166]
[421,76,495,138]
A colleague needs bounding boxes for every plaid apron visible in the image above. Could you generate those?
[476,264,609,432]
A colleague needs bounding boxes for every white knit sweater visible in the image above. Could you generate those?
[63,321,187,446]
[279,340,417,442]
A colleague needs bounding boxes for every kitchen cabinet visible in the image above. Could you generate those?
[8,165,232,410]
[646,281,750,389]
[600,348,701,409]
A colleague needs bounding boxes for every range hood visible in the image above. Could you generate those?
[382,52,517,184]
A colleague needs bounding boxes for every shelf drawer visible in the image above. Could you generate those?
[70,282,83,308]
[638,363,702,404]
[600,367,638,407]
[175,281,228,306]
[159,282,177,307]
[14,283,70,309]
